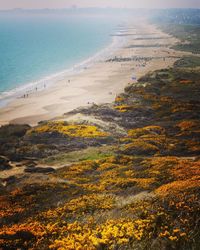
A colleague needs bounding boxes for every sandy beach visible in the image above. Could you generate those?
[0,21,186,126]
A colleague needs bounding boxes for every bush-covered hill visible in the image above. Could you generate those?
[0,56,199,249]
[1,19,200,249]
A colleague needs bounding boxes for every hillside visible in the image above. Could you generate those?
[0,25,200,249]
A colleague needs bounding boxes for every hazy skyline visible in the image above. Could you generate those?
[0,0,200,10]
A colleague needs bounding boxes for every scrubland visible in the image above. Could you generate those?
[0,30,200,250]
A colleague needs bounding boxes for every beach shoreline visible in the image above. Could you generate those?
[0,21,186,126]
[0,28,125,107]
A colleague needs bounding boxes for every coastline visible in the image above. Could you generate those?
[0,21,185,126]
[0,29,124,107]
[1,11,200,250]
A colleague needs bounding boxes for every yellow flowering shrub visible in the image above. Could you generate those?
[114,105,134,112]
[170,160,200,180]
[115,96,124,103]
[152,158,200,196]
[0,222,45,237]
[143,156,180,176]
[43,194,115,220]
[49,218,153,250]
[122,139,159,154]
[128,126,165,138]
[98,155,134,165]
[155,179,200,197]
[133,178,156,189]
[0,221,47,246]
[1,66,200,250]
[28,121,109,138]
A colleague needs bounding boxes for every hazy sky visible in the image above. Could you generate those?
[0,0,200,10]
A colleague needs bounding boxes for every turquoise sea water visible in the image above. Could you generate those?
[0,14,118,93]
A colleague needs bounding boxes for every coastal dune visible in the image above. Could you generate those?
[0,22,184,126]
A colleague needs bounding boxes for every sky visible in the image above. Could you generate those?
[0,0,200,10]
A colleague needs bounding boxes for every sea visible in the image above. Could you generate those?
[0,12,124,106]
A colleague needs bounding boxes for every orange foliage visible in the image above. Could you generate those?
[179,80,193,84]
[155,179,200,196]
[177,120,198,131]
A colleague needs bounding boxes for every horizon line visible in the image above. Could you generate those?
[0,7,200,11]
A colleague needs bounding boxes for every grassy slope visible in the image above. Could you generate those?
[0,25,200,250]
[159,23,200,54]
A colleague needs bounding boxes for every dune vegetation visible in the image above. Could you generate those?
[0,25,200,250]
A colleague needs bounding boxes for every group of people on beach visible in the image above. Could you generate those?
[22,83,46,99]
